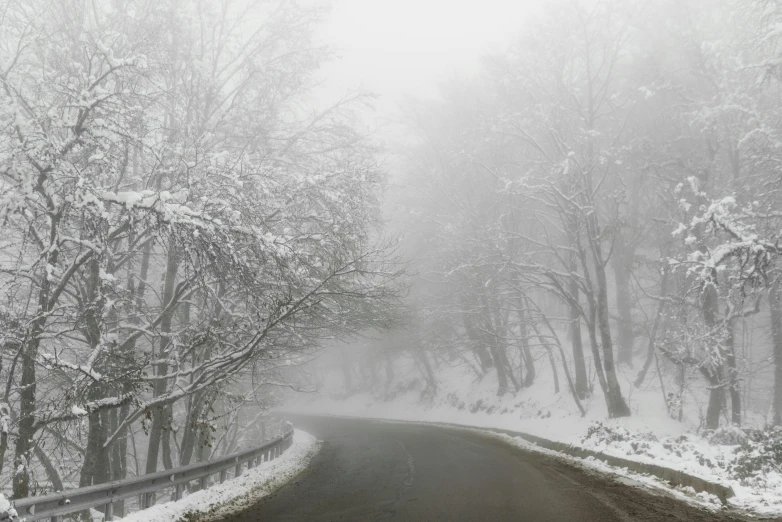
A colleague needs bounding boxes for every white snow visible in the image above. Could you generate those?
[114,430,319,521]
[0,493,17,519]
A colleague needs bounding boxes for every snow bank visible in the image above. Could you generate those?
[0,493,18,521]
[114,429,319,522]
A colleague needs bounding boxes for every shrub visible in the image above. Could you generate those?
[706,426,747,446]
[730,427,782,484]
[583,422,629,444]
[582,422,658,445]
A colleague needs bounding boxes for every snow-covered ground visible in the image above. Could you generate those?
[112,429,319,522]
[287,358,782,518]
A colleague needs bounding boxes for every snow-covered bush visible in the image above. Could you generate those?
[707,426,748,446]
[582,422,658,446]
[580,422,728,468]
[731,427,782,484]
[581,422,660,458]
[0,494,18,521]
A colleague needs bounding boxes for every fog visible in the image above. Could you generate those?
[305,0,782,431]
[292,0,782,513]
[1,0,782,519]
[320,0,535,98]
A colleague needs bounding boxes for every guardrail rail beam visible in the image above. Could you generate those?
[5,428,295,521]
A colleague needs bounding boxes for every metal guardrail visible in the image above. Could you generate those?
[10,426,294,521]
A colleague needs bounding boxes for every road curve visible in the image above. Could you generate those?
[222,415,751,522]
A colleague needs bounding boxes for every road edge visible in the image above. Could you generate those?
[189,430,322,522]
[471,423,734,504]
[284,412,743,514]
[115,429,322,522]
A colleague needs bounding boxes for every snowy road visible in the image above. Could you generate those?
[220,415,748,522]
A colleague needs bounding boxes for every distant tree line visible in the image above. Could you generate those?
[388,0,782,429]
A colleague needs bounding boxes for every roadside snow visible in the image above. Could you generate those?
[114,429,319,522]
[0,493,18,520]
[486,430,727,514]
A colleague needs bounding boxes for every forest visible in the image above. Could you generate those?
[0,0,402,510]
[311,0,782,504]
[3,0,782,517]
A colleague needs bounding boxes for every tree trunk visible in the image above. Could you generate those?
[485,293,519,393]
[341,353,353,392]
[33,445,63,493]
[568,259,588,399]
[547,348,560,393]
[161,412,174,470]
[725,322,741,426]
[770,279,782,426]
[635,264,670,387]
[196,420,210,466]
[80,402,109,487]
[145,243,179,475]
[111,404,129,517]
[96,410,111,484]
[489,342,509,396]
[180,392,204,466]
[416,349,438,393]
[593,258,631,417]
[705,371,725,430]
[584,301,609,399]
[532,316,586,416]
[384,350,394,398]
[701,279,729,429]
[13,298,50,497]
[515,297,536,387]
[80,259,111,488]
[463,313,493,372]
[613,237,634,367]
[12,339,37,498]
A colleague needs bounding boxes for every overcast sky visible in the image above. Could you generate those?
[317,0,535,120]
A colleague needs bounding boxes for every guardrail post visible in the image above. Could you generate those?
[105,501,114,521]
[248,457,254,470]
[175,483,184,501]
[200,475,209,491]
[235,462,242,477]
[50,516,60,522]
[220,470,227,484]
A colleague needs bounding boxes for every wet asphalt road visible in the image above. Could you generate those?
[222,415,755,522]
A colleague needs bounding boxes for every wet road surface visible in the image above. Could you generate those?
[222,415,755,522]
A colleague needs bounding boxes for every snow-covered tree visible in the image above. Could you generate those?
[0,0,402,498]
